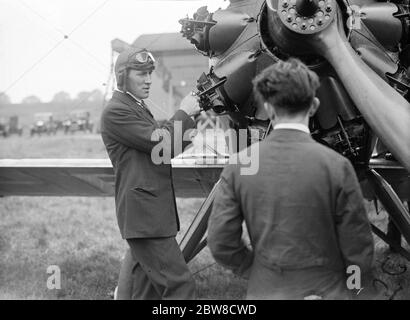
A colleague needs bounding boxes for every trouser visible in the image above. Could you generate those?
[123,237,196,300]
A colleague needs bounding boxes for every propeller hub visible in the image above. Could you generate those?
[295,0,319,17]
[261,0,338,58]
[273,0,337,35]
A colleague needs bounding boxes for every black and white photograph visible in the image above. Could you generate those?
[0,0,410,304]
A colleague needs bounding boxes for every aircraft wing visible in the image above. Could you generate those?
[0,156,226,198]
[0,157,408,200]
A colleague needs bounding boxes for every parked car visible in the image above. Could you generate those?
[0,116,23,137]
[0,117,9,137]
[30,112,57,136]
[63,110,93,134]
[8,116,23,136]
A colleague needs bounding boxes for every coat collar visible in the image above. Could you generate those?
[112,90,154,121]
[112,90,138,107]
[265,128,313,143]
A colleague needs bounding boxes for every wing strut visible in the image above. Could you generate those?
[367,169,410,260]
[180,179,221,263]
[370,224,410,261]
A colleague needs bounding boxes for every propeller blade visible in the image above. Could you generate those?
[312,8,410,172]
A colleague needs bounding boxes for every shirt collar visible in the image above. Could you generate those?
[273,123,310,134]
[126,91,143,104]
[114,89,153,120]
[115,89,143,104]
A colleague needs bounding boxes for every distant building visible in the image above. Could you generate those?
[111,33,209,119]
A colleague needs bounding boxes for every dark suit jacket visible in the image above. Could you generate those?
[101,91,195,239]
[208,129,374,299]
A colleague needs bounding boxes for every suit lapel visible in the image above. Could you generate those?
[140,100,154,119]
[113,91,156,124]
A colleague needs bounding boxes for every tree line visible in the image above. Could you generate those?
[0,89,104,105]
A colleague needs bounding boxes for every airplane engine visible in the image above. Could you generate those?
[180,0,410,171]
[179,0,410,255]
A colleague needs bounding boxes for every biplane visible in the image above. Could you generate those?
[1,0,410,263]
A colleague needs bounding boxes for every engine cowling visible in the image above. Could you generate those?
[180,0,410,171]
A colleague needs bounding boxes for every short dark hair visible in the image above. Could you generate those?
[253,58,320,115]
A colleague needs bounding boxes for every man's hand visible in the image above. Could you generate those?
[180,92,201,117]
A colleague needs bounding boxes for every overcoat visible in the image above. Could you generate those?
[101,91,195,239]
[208,129,374,299]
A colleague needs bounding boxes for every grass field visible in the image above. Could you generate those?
[0,134,409,300]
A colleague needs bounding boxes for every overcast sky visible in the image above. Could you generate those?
[0,0,228,103]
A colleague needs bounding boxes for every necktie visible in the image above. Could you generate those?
[139,100,154,118]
